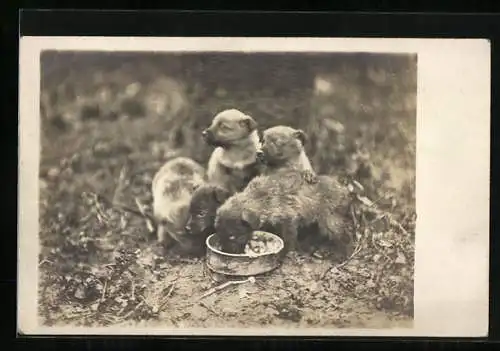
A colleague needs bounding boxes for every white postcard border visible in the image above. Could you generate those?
[18,37,491,337]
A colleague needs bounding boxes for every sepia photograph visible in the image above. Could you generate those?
[18,37,490,336]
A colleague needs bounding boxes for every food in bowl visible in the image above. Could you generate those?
[243,231,282,256]
[205,231,284,277]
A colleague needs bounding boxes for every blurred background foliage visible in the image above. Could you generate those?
[40,51,416,209]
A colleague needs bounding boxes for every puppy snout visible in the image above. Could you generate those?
[202,128,214,141]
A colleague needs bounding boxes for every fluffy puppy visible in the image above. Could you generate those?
[257,125,317,183]
[214,170,355,258]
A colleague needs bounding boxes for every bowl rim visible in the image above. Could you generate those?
[205,231,284,258]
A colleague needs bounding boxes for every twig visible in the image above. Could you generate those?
[122,301,145,320]
[67,310,94,320]
[38,259,54,267]
[101,313,121,324]
[134,197,148,215]
[131,281,136,301]
[355,194,410,236]
[356,194,376,207]
[92,193,112,221]
[396,120,416,156]
[100,279,108,302]
[137,294,154,310]
[198,276,256,301]
[388,215,410,236]
[321,240,364,280]
[120,215,128,230]
[117,304,128,316]
[135,198,156,233]
[199,301,219,316]
[165,282,176,299]
[96,212,104,224]
[367,194,385,208]
[371,228,380,249]
[348,199,357,226]
[154,282,177,313]
[80,212,93,223]
[112,164,128,205]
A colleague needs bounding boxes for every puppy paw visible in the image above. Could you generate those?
[284,237,299,252]
[302,170,319,184]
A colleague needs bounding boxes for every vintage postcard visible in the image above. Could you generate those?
[18,37,490,337]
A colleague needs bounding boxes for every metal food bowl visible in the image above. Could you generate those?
[205,231,285,277]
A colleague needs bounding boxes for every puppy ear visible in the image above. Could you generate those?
[213,186,231,204]
[241,209,260,229]
[240,115,258,132]
[293,129,308,145]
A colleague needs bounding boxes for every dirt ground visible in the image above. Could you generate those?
[38,52,416,330]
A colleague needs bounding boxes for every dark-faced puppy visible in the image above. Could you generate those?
[183,184,232,253]
[214,171,294,254]
[213,197,255,254]
[203,109,262,194]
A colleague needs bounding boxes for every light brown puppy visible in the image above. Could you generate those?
[151,157,206,248]
[203,108,262,194]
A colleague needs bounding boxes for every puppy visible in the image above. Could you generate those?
[214,170,355,259]
[182,184,233,255]
[257,125,318,183]
[203,109,263,194]
[151,157,206,248]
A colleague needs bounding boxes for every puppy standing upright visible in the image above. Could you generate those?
[151,157,206,248]
[257,125,317,181]
[203,109,262,194]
